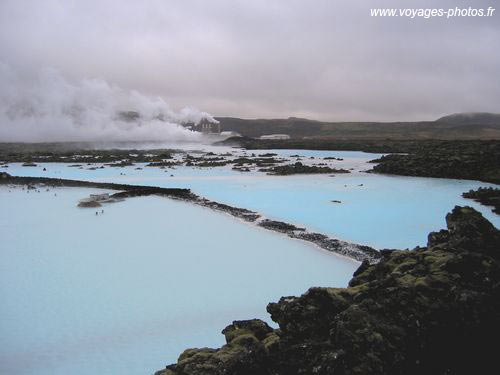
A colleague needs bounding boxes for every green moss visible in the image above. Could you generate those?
[396,273,417,287]
[392,258,418,273]
[178,348,216,363]
[263,333,280,352]
[414,277,430,290]
[231,333,259,347]
[224,329,254,343]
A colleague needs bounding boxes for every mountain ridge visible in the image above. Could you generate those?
[214,112,500,140]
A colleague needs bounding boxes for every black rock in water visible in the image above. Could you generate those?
[156,206,500,375]
[262,162,350,175]
[463,187,500,214]
[258,219,305,233]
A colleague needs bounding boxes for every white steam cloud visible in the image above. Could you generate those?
[0,63,217,142]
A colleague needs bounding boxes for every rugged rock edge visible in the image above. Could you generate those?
[463,187,500,214]
[156,206,500,375]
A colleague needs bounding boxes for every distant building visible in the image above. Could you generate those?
[259,134,290,140]
[116,110,221,134]
[193,118,221,134]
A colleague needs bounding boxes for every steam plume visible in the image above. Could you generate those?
[0,63,216,142]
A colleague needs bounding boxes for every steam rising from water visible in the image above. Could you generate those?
[0,63,215,142]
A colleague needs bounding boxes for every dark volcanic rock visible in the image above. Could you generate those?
[290,232,380,263]
[195,160,228,167]
[221,319,274,343]
[157,320,276,375]
[156,207,500,375]
[77,200,102,208]
[463,187,500,214]
[263,162,350,175]
[369,141,500,184]
[0,173,193,199]
[258,219,305,233]
[256,218,379,262]
[324,157,343,161]
[231,157,283,167]
[0,147,187,165]
[146,161,181,167]
[198,200,260,222]
[258,153,278,157]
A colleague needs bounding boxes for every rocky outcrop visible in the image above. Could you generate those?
[463,187,500,214]
[231,157,284,167]
[369,141,500,184]
[156,207,500,375]
[156,320,278,375]
[262,162,350,175]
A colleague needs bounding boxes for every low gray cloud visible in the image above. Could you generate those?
[0,0,499,139]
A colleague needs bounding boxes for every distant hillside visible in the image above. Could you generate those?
[436,112,500,126]
[215,113,500,140]
[215,117,323,138]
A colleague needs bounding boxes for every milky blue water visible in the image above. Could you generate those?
[0,186,357,375]
[1,148,498,375]
[6,149,498,249]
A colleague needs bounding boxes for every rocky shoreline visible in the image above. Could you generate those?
[260,161,350,176]
[368,141,500,184]
[3,140,499,184]
[155,206,500,375]
[462,187,500,214]
[217,138,500,184]
[257,220,381,262]
[0,172,380,263]
[0,147,354,176]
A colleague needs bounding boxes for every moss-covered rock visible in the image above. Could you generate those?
[155,321,271,375]
[221,319,274,344]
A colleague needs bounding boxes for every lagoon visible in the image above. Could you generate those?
[0,186,357,375]
[6,149,498,249]
[1,148,498,375]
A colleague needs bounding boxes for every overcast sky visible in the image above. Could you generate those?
[0,0,499,122]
